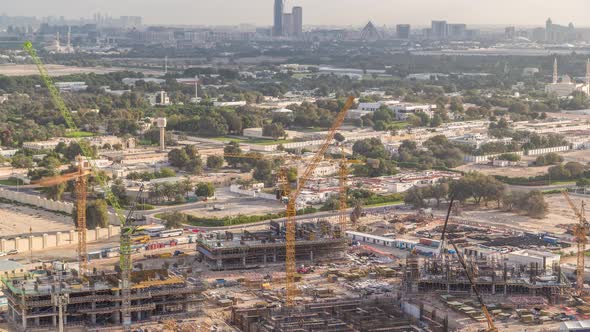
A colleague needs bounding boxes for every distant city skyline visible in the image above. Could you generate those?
[3,0,588,27]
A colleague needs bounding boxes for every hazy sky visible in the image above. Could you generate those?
[5,0,589,27]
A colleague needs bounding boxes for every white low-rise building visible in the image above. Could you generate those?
[392,103,437,121]
[146,91,170,106]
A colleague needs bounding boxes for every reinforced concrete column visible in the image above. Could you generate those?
[242,256,246,267]
[0,238,5,251]
[69,230,76,244]
[34,317,40,326]
[21,309,26,329]
[56,232,62,246]
[91,301,96,324]
[217,259,222,269]
[52,314,56,326]
[492,284,496,295]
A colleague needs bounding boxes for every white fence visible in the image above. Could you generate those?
[0,188,120,225]
[0,225,120,252]
[526,145,571,156]
[229,185,277,201]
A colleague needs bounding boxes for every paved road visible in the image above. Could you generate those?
[180,202,407,231]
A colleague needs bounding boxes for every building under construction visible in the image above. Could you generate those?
[196,221,347,270]
[405,254,570,303]
[232,298,445,332]
[1,267,204,331]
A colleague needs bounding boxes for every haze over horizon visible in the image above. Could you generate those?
[3,0,589,27]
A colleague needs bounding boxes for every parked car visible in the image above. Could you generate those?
[7,249,18,255]
[0,252,7,257]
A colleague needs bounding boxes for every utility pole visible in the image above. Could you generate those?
[29,226,33,264]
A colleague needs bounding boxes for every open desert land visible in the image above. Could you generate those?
[0,202,73,237]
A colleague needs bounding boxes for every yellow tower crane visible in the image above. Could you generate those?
[22,41,132,326]
[30,156,91,273]
[283,96,355,306]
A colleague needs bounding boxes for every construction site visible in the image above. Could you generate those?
[1,268,204,330]
[231,298,446,332]
[196,221,347,270]
[3,44,590,332]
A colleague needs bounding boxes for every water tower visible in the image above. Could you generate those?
[155,117,167,151]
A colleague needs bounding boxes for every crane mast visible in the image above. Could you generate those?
[284,96,354,306]
[23,41,131,326]
[563,191,588,294]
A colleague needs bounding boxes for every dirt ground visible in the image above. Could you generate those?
[453,194,577,235]
[0,203,73,237]
[455,163,550,177]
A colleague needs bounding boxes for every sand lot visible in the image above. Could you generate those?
[0,64,123,77]
[0,202,73,237]
[455,163,550,177]
[456,194,579,234]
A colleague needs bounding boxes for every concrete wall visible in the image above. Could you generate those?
[0,188,73,214]
[229,185,277,201]
[0,225,121,253]
[526,145,570,156]
[0,188,122,225]
[464,151,524,164]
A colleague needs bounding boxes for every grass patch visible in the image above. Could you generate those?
[156,207,318,227]
[64,131,95,138]
[389,121,410,129]
[210,137,246,143]
[364,200,404,208]
[0,178,25,186]
[209,136,293,146]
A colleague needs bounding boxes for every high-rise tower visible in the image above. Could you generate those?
[586,58,590,85]
[273,0,284,37]
[292,6,303,38]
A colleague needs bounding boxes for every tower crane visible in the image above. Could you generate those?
[563,191,588,294]
[283,96,355,306]
[31,156,91,273]
[23,42,132,326]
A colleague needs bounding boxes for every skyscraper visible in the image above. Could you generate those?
[292,6,303,38]
[431,20,448,40]
[282,13,293,36]
[273,0,284,37]
[396,24,411,39]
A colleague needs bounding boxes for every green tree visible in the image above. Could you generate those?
[223,142,242,168]
[206,155,224,170]
[85,200,109,229]
[111,179,129,206]
[11,154,34,169]
[334,132,346,142]
[262,123,286,140]
[45,183,66,201]
[161,211,188,229]
[195,182,215,198]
